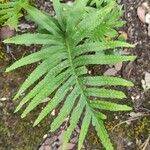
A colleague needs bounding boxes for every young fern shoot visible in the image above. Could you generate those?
[4,0,136,150]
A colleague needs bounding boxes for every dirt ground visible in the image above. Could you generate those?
[0,0,150,150]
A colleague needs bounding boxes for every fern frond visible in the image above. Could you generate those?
[81,76,134,87]
[25,5,61,35]
[89,0,124,42]
[13,53,67,100]
[92,116,113,150]
[0,0,28,29]
[6,45,65,72]
[94,110,107,120]
[78,108,91,150]
[21,68,72,118]
[4,33,63,45]
[15,60,69,112]
[74,55,136,66]
[63,97,85,150]
[85,88,126,99]
[53,0,65,31]
[74,40,134,56]
[50,86,80,131]
[73,1,116,44]
[0,2,16,8]
[90,100,132,111]
[4,1,135,150]
[33,76,75,126]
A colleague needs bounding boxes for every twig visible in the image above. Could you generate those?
[139,135,150,150]
[6,44,16,60]
[111,113,150,131]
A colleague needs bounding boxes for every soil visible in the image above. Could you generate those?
[0,0,150,150]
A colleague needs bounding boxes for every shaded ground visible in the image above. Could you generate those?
[0,0,150,150]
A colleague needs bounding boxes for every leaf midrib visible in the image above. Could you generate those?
[65,38,97,121]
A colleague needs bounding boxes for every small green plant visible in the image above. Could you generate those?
[0,0,28,29]
[90,0,112,8]
[4,0,136,149]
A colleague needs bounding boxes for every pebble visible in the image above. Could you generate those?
[0,97,8,101]
[0,26,15,40]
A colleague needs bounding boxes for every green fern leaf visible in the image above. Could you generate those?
[85,88,126,99]
[74,40,134,56]
[6,45,65,72]
[0,0,28,29]
[4,33,63,45]
[25,5,61,35]
[0,2,16,8]
[15,60,69,112]
[50,86,80,131]
[74,55,136,66]
[78,108,91,150]
[94,110,107,120]
[53,0,65,31]
[13,53,67,100]
[21,67,71,118]
[4,1,135,150]
[63,97,85,150]
[33,76,75,126]
[81,76,134,87]
[90,100,132,111]
[92,116,113,150]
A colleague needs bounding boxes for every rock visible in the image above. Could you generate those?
[137,6,146,23]
[0,26,15,40]
[58,130,65,144]
[145,13,150,24]
[145,72,150,85]
[142,2,150,11]
[115,63,123,71]
[0,97,8,101]
[142,72,150,91]
[104,68,118,76]
[58,143,75,150]
[137,2,150,24]
[129,112,143,118]
[70,137,78,144]
[39,145,52,150]
[45,136,57,145]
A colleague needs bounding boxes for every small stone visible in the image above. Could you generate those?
[51,109,55,116]
[67,1,73,6]
[129,112,142,118]
[43,134,48,139]
[58,130,65,144]
[115,116,118,119]
[137,6,146,23]
[142,2,150,10]
[70,137,78,143]
[0,26,15,40]
[104,68,117,76]
[88,70,92,75]
[127,141,133,146]
[145,13,150,24]
[115,63,122,71]
[0,97,7,101]
[39,145,52,150]
[44,136,57,145]
[58,143,75,150]
[142,72,150,90]
[75,126,80,133]
[41,97,51,103]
